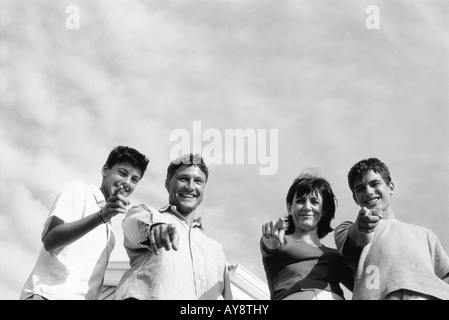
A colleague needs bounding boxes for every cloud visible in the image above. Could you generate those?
[1,0,448,299]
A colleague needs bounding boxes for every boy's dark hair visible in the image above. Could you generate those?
[347,158,392,193]
[285,171,337,239]
[105,146,150,177]
[166,153,209,185]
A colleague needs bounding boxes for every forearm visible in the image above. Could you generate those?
[347,222,373,248]
[122,209,158,249]
[261,235,281,250]
[42,212,103,252]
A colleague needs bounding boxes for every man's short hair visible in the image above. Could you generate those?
[105,146,150,177]
[166,153,209,184]
[347,157,392,193]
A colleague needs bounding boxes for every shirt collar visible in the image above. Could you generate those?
[91,185,106,207]
[159,204,204,230]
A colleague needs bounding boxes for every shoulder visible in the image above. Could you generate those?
[335,220,353,229]
[126,203,161,219]
[334,221,353,237]
[392,219,440,241]
[60,180,89,192]
[129,203,158,213]
[53,181,92,201]
[393,219,433,234]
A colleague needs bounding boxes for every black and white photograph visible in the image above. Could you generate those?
[1,0,448,308]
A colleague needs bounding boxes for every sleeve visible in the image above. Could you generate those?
[41,181,87,239]
[260,236,279,259]
[428,230,449,280]
[334,221,359,258]
[339,256,355,292]
[122,204,165,250]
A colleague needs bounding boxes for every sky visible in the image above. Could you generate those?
[0,0,448,300]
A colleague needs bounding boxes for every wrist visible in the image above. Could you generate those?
[98,210,107,224]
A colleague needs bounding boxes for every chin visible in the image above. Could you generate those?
[178,204,197,212]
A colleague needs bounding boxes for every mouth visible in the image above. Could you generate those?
[115,183,129,195]
[364,197,380,206]
[178,193,197,200]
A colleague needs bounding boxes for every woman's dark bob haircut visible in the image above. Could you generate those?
[285,170,337,238]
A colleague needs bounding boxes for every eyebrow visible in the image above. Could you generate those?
[296,194,321,200]
[178,173,205,180]
[354,179,382,189]
[118,166,142,179]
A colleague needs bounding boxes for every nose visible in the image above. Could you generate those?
[303,200,312,211]
[185,179,195,191]
[121,177,131,188]
[365,185,375,194]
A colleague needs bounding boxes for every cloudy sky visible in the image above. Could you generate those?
[1,0,448,300]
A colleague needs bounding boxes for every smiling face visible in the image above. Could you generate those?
[166,165,206,215]
[100,162,143,199]
[352,170,394,214]
[288,190,323,233]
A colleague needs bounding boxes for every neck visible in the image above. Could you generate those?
[291,229,322,247]
[170,205,196,226]
[376,204,395,220]
[99,185,109,200]
[381,208,396,220]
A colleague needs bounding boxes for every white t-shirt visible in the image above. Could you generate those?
[335,219,449,300]
[20,181,116,300]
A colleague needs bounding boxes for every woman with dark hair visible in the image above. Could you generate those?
[260,171,354,300]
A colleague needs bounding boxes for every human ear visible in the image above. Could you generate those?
[101,164,108,177]
[165,178,171,192]
[389,182,395,195]
[286,203,292,215]
[352,192,359,205]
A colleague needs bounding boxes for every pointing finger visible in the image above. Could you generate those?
[112,185,123,196]
[276,217,286,246]
[167,224,179,251]
[149,227,159,254]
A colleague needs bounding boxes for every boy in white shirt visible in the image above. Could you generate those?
[20,146,149,300]
[334,157,449,300]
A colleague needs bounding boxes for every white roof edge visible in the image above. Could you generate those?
[229,264,270,300]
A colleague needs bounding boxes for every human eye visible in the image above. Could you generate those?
[195,178,204,184]
[354,186,364,193]
[118,170,127,177]
[371,181,382,188]
[295,197,306,204]
[131,177,140,184]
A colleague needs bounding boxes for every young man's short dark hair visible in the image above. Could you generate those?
[347,157,392,193]
[105,146,150,177]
